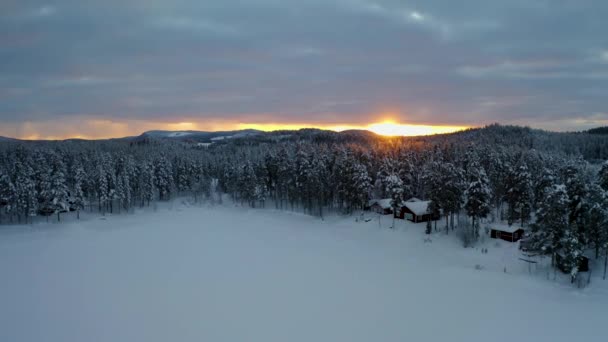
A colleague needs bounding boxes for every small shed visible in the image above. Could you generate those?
[395,198,438,222]
[368,199,393,215]
[489,224,524,242]
[555,252,590,274]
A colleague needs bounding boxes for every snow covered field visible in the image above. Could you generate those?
[1,202,607,342]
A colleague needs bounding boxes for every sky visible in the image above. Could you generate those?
[1,0,607,139]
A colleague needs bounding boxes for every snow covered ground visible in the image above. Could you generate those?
[1,201,607,342]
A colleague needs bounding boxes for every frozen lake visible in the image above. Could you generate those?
[1,203,606,342]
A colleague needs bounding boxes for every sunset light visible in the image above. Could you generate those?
[0,119,470,140]
[364,121,468,136]
[237,120,469,137]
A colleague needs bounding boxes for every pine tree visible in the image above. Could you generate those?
[238,162,258,207]
[177,160,191,193]
[335,150,371,213]
[563,164,588,226]
[350,162,372,211]
[192,172,211,202]
[155,156,174,200]
[140,161,156,206]
[72,164,86,219]
[505,164,533,227]
[531,184,569,267]
[0,171,15,223]
[586,184,608,259]
[96,162,109,214]
[385,173,403,228]
[424,161,444,232]
[442,163,465,231]
[561,228,585,283]
[48,156,69,222]
[534,168,556,210]
[484,149,508,220]
[598,160,608,191]
[464,164,492,240]
[13,160,37,223]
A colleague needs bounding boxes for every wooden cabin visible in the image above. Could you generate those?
[368,199,393,215]
[394,198,438,223]
[489,224,524,242]
[555,252,590,273]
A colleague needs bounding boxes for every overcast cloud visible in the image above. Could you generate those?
[1,0,607,137]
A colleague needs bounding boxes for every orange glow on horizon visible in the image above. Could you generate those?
[239,120,469,137]
[1,118,470,140]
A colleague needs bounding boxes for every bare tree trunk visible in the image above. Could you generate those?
[450,213,454,231]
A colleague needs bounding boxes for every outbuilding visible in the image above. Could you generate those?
[394,198,438,223]
[489,224,524,242]
[368,199,393,215]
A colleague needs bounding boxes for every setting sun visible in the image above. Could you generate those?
[365,121,469,136]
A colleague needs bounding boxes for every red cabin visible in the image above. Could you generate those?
[394,198,439,223]
[490,224,524,242]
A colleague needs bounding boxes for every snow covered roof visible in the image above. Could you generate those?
[405,197,422,203]
[369,198,392,209]
[404,200,430,216]
[489,224,523,233]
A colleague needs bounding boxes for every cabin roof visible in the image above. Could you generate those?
[403,200,430,216]
[369,198,392,209]
[490,224,523,233]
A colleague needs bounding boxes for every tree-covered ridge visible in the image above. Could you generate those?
[587,127,608,135]
[0,124,607,282]
[2,124,608,160]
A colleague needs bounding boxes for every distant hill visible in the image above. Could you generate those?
[1,124,606,160]
[135,129,263,143]
[587,127,608,135]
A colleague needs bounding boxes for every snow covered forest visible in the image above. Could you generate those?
[1,124,608,281]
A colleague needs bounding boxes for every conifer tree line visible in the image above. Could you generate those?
[0,128,607,280]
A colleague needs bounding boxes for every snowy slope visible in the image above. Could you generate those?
[0,203,606,342]
[139,129,262,142]
[167,131,193,137]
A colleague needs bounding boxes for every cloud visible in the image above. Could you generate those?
[458,59,608,80]
[155,17,239,36]
[0,0,607,136]
[409,11,424,22]
[33,6,56,17]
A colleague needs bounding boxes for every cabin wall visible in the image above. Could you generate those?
[394,207,438,222]
[491,229,524,242]
[372,205,392,215]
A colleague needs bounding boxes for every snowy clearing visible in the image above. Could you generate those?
[1,202,606,342]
